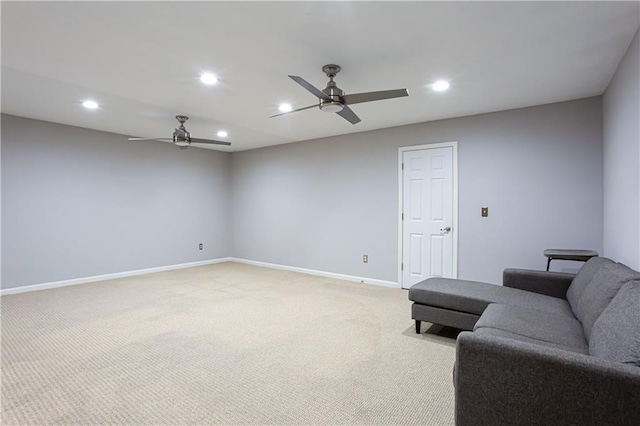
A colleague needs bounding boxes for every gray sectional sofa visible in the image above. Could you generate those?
[408,257,640,425]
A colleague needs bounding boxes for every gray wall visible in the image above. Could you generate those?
[603,29,640,270]
[2,96,606,289]
[1,114,231,289]
[231,98,604,284]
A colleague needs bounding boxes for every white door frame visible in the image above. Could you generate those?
[398,142,459,287]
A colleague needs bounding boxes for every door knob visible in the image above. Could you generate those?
[440,226,452,234]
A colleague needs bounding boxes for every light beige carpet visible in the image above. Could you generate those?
[2,262,456,425]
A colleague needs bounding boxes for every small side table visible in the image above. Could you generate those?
[544,249,598,271]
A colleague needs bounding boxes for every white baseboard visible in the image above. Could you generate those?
[0,258,233,296]
[228,257,399,288]
[1,256,399,296]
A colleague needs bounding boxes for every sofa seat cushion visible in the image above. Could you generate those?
[589,280,640,366]
[566,257,614,314]
[474,303,588,353]
[576,262,640,340]
[409,278,574,317]
[473,327,588,354]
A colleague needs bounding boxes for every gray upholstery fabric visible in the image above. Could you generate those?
[576,262,640,340]
[503,268,575,299]
[430,258,640,424]
[474,327,588,354]
[590,280,640,366]
[411,303,479,331]
[409,278,573,317]
[455,332,640,426]
[474,303,588,353]
[566,256,614,314]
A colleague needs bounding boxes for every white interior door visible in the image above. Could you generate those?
[401,146,455,288]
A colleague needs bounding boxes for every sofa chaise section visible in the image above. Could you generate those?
[408,271,576,332]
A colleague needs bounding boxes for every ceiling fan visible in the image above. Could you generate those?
[271,64,409,124]
[128,115,231,150]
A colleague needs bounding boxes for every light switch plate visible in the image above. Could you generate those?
[481,207,488,217]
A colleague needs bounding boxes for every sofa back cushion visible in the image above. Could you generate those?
[566,257,614,314]
[576,263,640,341]
[589,280,640,366]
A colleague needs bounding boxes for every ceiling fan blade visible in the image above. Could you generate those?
[190,138,232,146]
[289,75,330,100]
[342,89,409,105]
[336,106,361,124]
[128,137,173,142]
[270,104,318,118]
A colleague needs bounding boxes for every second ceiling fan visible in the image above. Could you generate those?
[128,115,231,150]
[272,64,409,124]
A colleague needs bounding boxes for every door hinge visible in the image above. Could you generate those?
[401,162,404,170]
[401,213,404,220]
[401,263,404,271]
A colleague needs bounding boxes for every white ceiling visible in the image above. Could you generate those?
[2,1,639,152]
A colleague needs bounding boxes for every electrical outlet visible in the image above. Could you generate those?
[198,243,203,250]
[363,255,368,263]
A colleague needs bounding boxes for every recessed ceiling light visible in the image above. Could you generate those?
[82,100,99,109]
[279,103,292,113]
[200,73,218,85]
[217,130,228,138]
[432,80,450,92]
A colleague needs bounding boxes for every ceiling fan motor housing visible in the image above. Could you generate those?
[173,127,191,146]
[173,115,191,146]
[320,82,345,113]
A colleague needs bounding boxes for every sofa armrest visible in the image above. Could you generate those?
[455,332,640,426]
[503,268,575,298]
